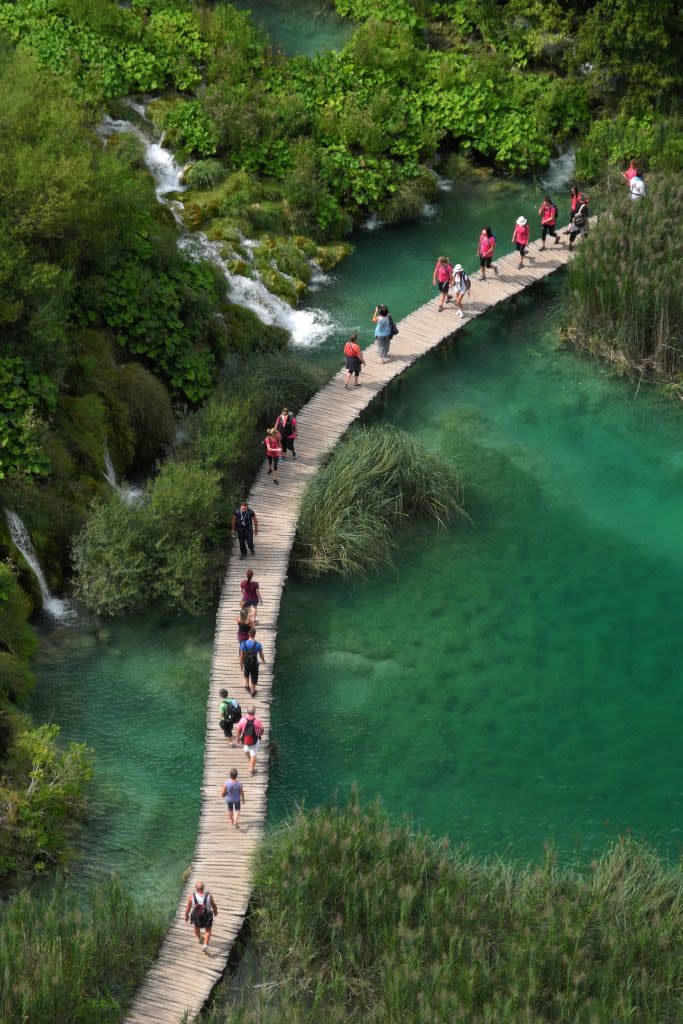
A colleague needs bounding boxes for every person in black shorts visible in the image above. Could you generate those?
[240,627,265,695]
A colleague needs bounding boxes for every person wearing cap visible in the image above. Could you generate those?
[185,880,218,953]
[512,216,530,268]
[451,264,471,317]
[432,256,453,311]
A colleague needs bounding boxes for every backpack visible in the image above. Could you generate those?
[389,316,399,337]
[242,642,259,674]
[220,697,241,724]
[242,716,259,745]
[192,892,211,924]
[573,204,587,229]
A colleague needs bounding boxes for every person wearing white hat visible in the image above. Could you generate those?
[452,264,471,317]
[511,216,530,268]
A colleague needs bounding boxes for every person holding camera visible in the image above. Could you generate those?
[372,304,393,362]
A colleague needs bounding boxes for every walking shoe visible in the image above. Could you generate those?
[240,552,247,559]
[457,309,464,318]
[250,549,255,556]
[493,265,499,275]
[292,453,297,459]
[554,236,560,244]
[274,478,279,485]
[203,944,210,954]
[267,468,272,475]
[438,305,443,312]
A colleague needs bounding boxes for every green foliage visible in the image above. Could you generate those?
[562,178,682,380]
[96,362,175,470]
[334,0,425,30]
[0,877,166,1022]
[0,564,37,703]
[576,112,682,182]
[293,424,466,578]
[0,356,56,479]
[0,723,92,877]
[206,795,683,1024]
[182,158,227,190]
[163,99,218,157]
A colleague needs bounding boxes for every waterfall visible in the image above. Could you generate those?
[540,150,576,192]
[97,109,336,348]
[103,450,144,505]
[4,509,75,620]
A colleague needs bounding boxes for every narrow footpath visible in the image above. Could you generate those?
[125,232,580,1024]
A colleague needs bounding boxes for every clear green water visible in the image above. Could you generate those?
[271,283,682,862]
[31,612,213,903]
[234,0,354,56]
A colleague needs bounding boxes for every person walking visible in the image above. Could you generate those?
[221,768,245,828]
[621,158,639,185]
[539,196,560,249]
[219,688,241,745]
[568,185,579,226]
[344,333,365,388]
[373,304,393,362]
[432,256,453,311]
[512,216,530,268]
[240,569,262,623]
[452,264,471,317]
[232,501,258,558]
[184,880,217,953]
[568,193,589,249]
[236,704,264,774]
[477,227,497,280]
[236,603,252,648]
[264,427,282,486]
[240,627,265,696]
[275,408,298,460]
[629,173,646,201]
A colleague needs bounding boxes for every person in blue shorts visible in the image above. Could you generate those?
[221,768,245,828]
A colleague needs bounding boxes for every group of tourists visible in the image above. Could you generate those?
[260,408,298,487]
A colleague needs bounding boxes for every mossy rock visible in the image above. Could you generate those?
[179,189,222,228]
[247,201,286,233]
[315,242,353,271]
[271,240,311,283]
[226,259,252,278]
[223,305,290,353]
[294,236,318,259]
[260,268,299,306]
[182,159,227,190]
[96,363,175,470]
[204,218,244,245]
[182,202,206,230]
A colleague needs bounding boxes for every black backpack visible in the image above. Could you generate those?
[192,892,211,923]
[389,316,399,337]
[243,717,258,745]
[242,642,259,673]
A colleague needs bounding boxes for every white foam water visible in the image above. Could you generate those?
[4,509,76,620]
[103,451,144,506]
[541,150,576,193]
[361,212,385,232]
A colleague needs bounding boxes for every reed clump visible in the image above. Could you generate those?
[562,177,682,384]
[292,424,466,578]
[0,877,165,1024]
[208,795,682,1024]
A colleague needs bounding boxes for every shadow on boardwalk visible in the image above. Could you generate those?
[125,233,579,1024]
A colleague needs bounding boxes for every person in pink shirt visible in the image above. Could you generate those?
[432,256,453,311]
[621,158,639,185]
[236,705,264,774]
[264,427,282,486]
[477,226,497,280]
[538,196,560,250]
[511,216,530,268]
[240,569,262,624]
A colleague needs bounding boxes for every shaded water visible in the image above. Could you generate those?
[234,0,355,57]
[270,280,682,863]
[31,612,213,903]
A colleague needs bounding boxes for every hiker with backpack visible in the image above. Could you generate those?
[477,227,497,280]
[432,256,453,311]
[568,193,589,250]
[264,427,282,486]
[236,705,264,774]
[372,304,394,362]
[240,627,265,696]
[221,768,245,828]
[512,216,530,268]
[452,264,471,318]
[219,688,241,745]
[184,880,217,953]
[539,196,560,249]
[274,408,298,460]
[343,333,365,388]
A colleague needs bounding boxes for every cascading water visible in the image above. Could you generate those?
[3,509,75,620]
[540,150,576,193]
[103,450,144,505]
[97,108,335,348]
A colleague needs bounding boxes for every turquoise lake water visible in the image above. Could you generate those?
[28,9,681,900]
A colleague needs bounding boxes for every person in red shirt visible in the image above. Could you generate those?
[432,256,453,311]
[538,196,560,250]
[236,705,264,774]
[264,427,282,486]
[240,569,262,623]
[511,216,530,269]
[344,333,366,388]
[621,158,639,185]
[477,227,497,280]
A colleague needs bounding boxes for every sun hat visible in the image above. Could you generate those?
[516,216,527,226]
[453,263,463,272]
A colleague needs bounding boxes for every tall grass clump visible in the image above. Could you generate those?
[562,177,682,383]
[0,878,165,1024]
[206,794,682,1024]
[292,424,466,578]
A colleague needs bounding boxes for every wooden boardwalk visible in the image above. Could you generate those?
[125,232,579,1024]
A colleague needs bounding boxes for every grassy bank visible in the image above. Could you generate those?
[206,794,682,1024]
[292,424,467,578]
[0,878,166,1024]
